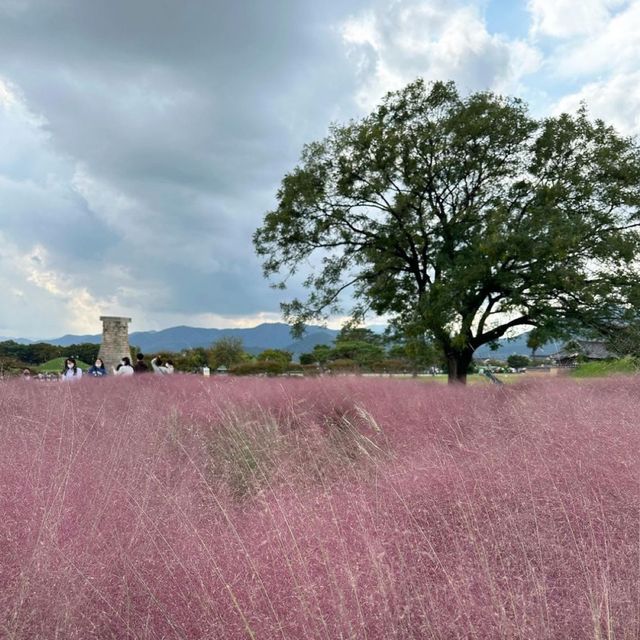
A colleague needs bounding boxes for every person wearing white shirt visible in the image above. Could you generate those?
[61,357,83,381]
[114,356,135,376]
[151,355,171,375]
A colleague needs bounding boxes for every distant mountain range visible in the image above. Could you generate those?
[474,331,560,359]
[38,323,341,358]
[2,323,561,359]
[0,336,33,345]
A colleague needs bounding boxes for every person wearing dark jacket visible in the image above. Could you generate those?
[87,358,107,377]
[134,353,149,374]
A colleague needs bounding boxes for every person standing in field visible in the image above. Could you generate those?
[151,355,170,375]
[87,358,107,377]
[114,356,134,376]
[61,357,83,381]
[134,353,149,374]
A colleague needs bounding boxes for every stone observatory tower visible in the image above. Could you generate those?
[98,316,132,372]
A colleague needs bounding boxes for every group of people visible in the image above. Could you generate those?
[58,353,175,380]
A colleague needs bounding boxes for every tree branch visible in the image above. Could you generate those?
[473,316,535,348]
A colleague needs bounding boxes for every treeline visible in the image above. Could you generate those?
[0,341,100,367]
[166,327,446,375]
[1,326,447,376]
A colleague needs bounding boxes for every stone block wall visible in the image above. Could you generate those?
[98,316,132,372]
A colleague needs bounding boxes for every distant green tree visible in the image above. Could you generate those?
[326,358,359,373]
[191,347,210,367]
[0,341,58,365]
[312,344,332,365]
[257,349,293,366]
[0,355,31,375]
[507,354,530,369]
[299,352,316,365]
[328,324,385,367]
[387,344,409,360]
[66,343,100,365]
[386,326,445,373]
[26,343,61,364]
[208,337,247,368]
[329,340,384,368]
[172,348,209,371]
[255,79,640,383]
[0,341,26,362]
[336,326,382,345]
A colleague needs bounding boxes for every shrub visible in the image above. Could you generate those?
[229,360,286,376]
[507,354,530,369]
[0,356,31,376]
[256,349,292,366]
[301,364,322,376]
[282,363,303,375]
[326,358,359,374]
[369,358,410,373]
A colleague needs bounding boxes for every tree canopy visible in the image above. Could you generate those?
[208,337,247,368]
[507,354,531,369]
[0,340,100,367]
[254,79,640,382]
[257,349,292,365]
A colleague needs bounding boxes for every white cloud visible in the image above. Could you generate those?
[552,1,640,77]
[341,0,541,109]
[543,1,640,135]
[148,311,285,331]
[553,71,640,135]
[0,76,17,107]
[0,234,118,336]
[527,0,628,38]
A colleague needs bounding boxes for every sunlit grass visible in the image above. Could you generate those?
[571,356,639,378]
[36,357,92,372]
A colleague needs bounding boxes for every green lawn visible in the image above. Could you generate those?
[425,361,639,383]
[417,373,523,385]
[570,357,639,378]
[37,357,92,373]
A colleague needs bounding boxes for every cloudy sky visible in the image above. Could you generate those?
[1,0,639,338]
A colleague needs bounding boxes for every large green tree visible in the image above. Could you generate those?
[254,80,640,383]
[330,326,385,367]
[208,337,247,369]
[329,340,384,368]
[257,348,292,365]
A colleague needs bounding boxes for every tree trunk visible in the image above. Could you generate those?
[446,348,474,385]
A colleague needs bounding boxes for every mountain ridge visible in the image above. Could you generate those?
[38,323,340,357]
[2,324,558,359]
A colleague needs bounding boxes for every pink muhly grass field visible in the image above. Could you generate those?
[0,374,639,639]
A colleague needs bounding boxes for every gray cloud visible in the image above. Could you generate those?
[0,0,371,334]
[0,0,537,337]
